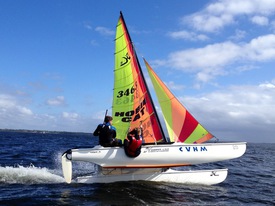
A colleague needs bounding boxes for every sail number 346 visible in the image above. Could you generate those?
[117,86,135,98]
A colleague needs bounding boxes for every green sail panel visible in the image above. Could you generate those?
[112,13,164,143]
[144,59,213,143]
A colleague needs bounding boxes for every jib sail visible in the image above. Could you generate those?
[144,59,213,143]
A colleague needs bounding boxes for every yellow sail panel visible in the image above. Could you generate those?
[145,59,181,142]
[144,59,213,143]
[112,17,133,138]
[183,124,212,143]
[112,13,164,143]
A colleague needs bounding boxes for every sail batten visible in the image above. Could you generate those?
[144,58,213,143]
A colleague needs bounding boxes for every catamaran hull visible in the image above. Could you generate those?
[65,142,246,168]
[76,168,228,185]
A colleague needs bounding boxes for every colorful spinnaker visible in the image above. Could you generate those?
[112,12,166,143]
[144,59,213,143]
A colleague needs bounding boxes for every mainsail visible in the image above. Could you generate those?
[112,12,166,143]
[144,59,213,143]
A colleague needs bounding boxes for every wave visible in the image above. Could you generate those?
[0,164,65,184]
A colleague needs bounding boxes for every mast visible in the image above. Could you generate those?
[119,12,167,142]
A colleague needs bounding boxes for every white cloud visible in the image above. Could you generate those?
[0,94,33,116]
[166,41,240,82]
[259,82,275,88]
[0,94,16,108]
[245,34,275,61]
[186,12,234,33]
[95,26,115,36]
[183,0,275,32]
[46,96,66,106]
[168,30,209,41]
[251,15,269,25]
[0,94,34,129]
[62,112,79,120]
[19,107,33,115]
[164,34,275,82]
[0,93,93,132]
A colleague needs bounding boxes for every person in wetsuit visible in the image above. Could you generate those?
[124,127,143,157]
[93,116,122,147]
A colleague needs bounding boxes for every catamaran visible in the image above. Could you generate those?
[61,12,246,185]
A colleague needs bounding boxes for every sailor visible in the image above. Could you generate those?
[93,116,122,147]
[124,127,143,157]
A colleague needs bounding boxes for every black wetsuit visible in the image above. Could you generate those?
[93,123,116,147]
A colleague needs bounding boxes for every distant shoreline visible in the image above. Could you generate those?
[0,129,91,135]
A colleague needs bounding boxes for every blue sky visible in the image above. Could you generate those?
[0,0,275,143]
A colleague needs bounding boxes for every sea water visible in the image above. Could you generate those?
[0,131,274,205]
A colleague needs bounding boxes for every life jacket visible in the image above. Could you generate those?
[124,135,142,157]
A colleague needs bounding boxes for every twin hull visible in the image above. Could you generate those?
[68,142,246,168]
[76,168,228,185]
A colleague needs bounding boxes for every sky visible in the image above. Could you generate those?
[0,0,275,143]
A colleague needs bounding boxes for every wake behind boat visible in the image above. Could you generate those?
[61,12,246,185]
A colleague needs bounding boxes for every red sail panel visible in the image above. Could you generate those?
[177,111,199,142]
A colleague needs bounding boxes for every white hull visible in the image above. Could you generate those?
[66,142,246,168]
[76,168,228,185]
[62,142,245,184]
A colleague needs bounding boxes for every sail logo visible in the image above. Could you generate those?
[120,53,131,66]
[210,171,219,176]
[179,146,207,152]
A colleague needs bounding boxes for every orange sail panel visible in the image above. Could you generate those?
[112,13,165,143]
[144,59,213,143]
